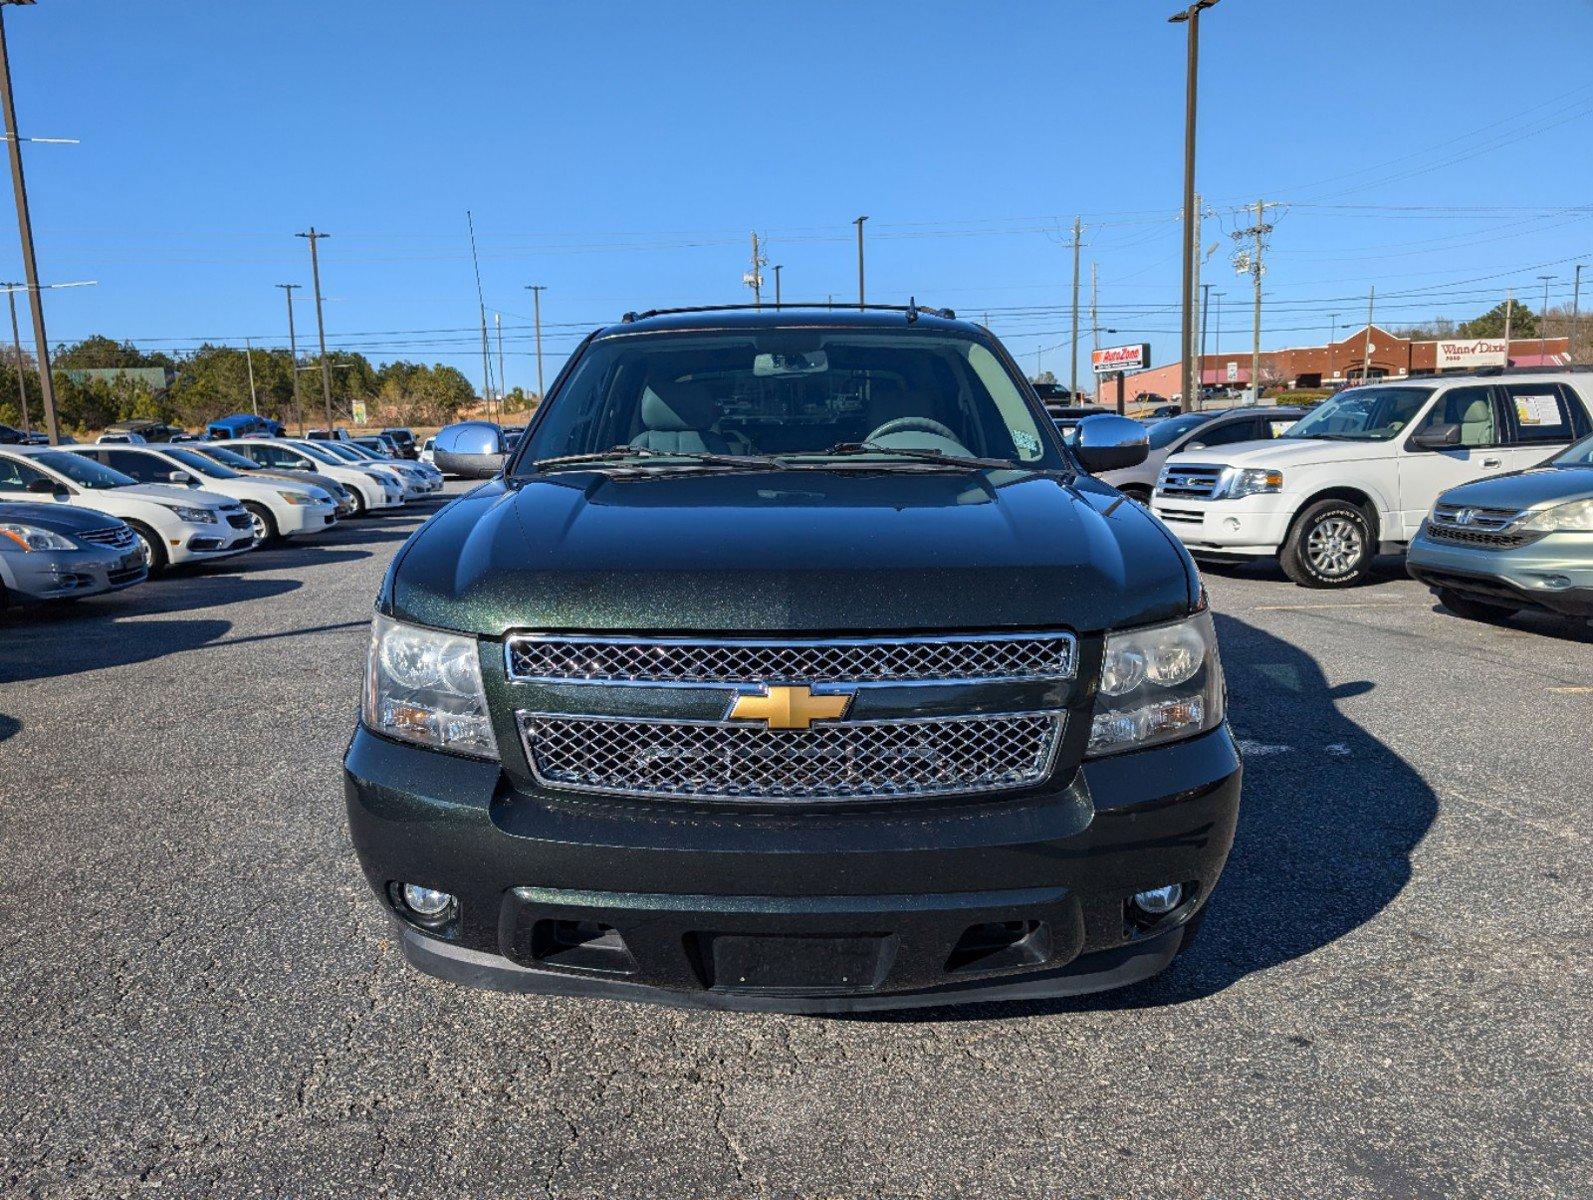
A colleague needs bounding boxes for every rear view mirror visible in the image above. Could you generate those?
[1410,423,1461,451]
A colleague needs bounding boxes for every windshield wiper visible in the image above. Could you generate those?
[532,446,784,473]
[787,442,1018,471]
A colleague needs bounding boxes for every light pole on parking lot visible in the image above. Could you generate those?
[1537,274,1555,364]
[1169,0,1220,418]
[0,0,60,444]
[853,216,868,310]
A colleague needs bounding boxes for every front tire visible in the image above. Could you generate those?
[127,521,168,573]
[1280,499,1374,588]
[349,488,368,517]
[1436,588,1520,623]
[243,501,279,543]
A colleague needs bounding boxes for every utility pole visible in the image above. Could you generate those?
[773,264,782,309]
[1572,264,1585,363]
[296,228,334,430]
[465,210,492,421]
[495,312,507,410]
[853,215,868,310]
[276,283,304,434]
[1361,286,1376,384]
[1190,193,1205,408]
[1329,312,1340,345]
[244,338,258,415]
[1231,198,1272,401]
[1169,1,1220,420]
[524,285,547,399]
[1538,274,1555,364]
[0,4,58,443]
[1069,215,1082,400]
[4,282,27,434]
[1504,287,1514,360]
[1198,281,1212,408]
[1089,261,1099,356]
[744,232,766,308]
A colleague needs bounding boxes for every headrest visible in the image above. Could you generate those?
[640,382,717,432]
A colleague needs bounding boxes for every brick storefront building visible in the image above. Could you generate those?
[1113,325,1571,402]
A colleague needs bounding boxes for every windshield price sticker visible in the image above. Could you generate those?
[1513,394,1559,426]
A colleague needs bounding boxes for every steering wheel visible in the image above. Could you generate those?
[865,416,960,443]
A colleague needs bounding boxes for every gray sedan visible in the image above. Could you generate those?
[0,501,148,606]
[1407,433,1593,622]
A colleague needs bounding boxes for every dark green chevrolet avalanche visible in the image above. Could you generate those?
[344,306,1242,1013]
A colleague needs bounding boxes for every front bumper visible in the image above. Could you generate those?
[165,518,256,564]
[1407,529,1593,617]
[0,544,146,602]
[278,500,338,536]
[1150,494,1296,557]
[344,723,1242,1013]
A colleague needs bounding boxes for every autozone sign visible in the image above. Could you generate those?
[1435,339,1507,370]
[1091,343,1151,375]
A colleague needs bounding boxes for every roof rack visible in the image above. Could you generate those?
[619,300,957,323]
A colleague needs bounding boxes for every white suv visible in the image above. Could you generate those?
[71,444,337,542]
[1152,372,1593,587]
[0,445,255,570]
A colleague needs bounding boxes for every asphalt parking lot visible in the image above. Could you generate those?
[2,483,1589,1200]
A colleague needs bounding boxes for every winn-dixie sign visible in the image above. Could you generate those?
[1091,343,1151,375]
[1435,339,1507,370]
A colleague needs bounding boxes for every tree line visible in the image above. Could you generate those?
[0,335,511,435]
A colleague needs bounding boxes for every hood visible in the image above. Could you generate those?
[117,483,238,510]
[388,469,1196,637]
[0,499,127,534]
[1436,464,1593,510]
[249,467,342,495]
[1165,436,1391,471]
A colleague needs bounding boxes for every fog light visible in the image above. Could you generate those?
[1132,883,1183,915]
[400,883,455,919]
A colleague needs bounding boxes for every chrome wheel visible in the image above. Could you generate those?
[249,508,268,541]
[1306,516,1363,578]
[135,529,156,569]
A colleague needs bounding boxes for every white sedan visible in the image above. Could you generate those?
[0,445,255,570]
[227,438,405,516]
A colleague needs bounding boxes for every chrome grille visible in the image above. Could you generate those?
[1430,503,1524,533]
[505,632,1076,685]
[519,712,1063,803]
[77,525,137,550]
[1156,463,1225,500]
[1426,504,1537,550]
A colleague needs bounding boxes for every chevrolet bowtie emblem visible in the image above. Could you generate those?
[728,685,852,730]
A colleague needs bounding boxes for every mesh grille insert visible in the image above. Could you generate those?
[519,712,1063,802]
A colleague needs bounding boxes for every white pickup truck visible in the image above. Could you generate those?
[1151,371,1593,587]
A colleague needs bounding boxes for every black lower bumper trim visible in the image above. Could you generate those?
[396,919,1189,1014]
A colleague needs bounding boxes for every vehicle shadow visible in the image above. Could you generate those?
[0,713,18,742]
[853,612,1437,1023]
[1198,553,1409,587]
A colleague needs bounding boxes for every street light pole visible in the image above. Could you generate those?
[1538,274,1555,364]
[296,228,334,430]
[524,285,546,399]
[1169,0,1219,417]
[1572,264,1585,363]
[853,215,868,310]
[4,282,28,434]
[0,1,59,444]
[276,283,304,435]
[773,264,783,310]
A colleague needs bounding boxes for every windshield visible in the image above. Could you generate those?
[36,451,137,489]
[1146,413,1215,450]
[292,441,347,466]
[1549,433,1593,467]
[1284,386,1432,441]
[192,444,260,470]
[321,442,368,462]
[163,446,240,479]
[514,329,1060,471]
[342,444,384,461]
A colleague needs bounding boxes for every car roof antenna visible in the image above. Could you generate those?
[906,297,919,324]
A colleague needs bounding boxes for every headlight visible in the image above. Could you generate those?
[1088,610,1225,756]
[1520,497,1593,533]
[276,489,318,506]
[1217,467,1283,500]
[161,503,217,523]
[363,613,498,759]
[0,522,76,552]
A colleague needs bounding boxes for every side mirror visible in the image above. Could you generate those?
[1410,423,1461,451]
[1073,414,1150,474]
[168,470,195,486]
[25,478,63,496]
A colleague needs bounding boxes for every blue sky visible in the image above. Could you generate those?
[7,0,1593,391]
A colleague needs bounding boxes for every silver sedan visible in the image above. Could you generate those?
[0,501,148,606]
